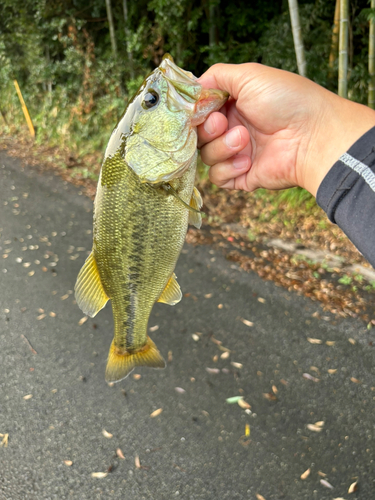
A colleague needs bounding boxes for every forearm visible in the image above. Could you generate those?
[302,91,375,197]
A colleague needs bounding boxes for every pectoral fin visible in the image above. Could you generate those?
[188,187,203,229]
[74,252,109,317]
[157,273,182,305]
[105,337,166,382]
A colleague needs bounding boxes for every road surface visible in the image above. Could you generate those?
[0,151,374,500]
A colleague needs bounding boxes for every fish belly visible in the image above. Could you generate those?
[93,152,196,352]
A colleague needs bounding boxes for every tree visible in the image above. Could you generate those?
[328,0,340,76]
[288,0,306,77]
[105,0,118,59]
[338,0,349,98]
[369,0,375,108]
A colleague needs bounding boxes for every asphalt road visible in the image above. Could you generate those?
[0,151,374,500]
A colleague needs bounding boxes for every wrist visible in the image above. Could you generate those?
[299,91,375,197]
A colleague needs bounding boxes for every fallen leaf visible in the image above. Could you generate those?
[102,429,113,439]
[64,460,73,466]
[78,316,88,325]
[150,408,163,418]
[301,468,311,480]
[307,337,322,344]
[116,448,125,459]
[231,361,243,369]
[307,423,323,432]
[206,367,220,374]
[0,434,8,447]
[263,392,277,401]
[23,394,33,400]
[348,480,358,493]
[320,479,334,489]
[240,318,254,327]
[303,373,320,382]
[210,336,222,345]
[238,399,251,409]
[91,472,108,479]
[226,396,243,404]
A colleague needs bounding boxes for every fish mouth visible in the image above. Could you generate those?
[192,87,229,127]
[160,53,229,123]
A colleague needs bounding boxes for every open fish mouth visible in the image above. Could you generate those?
[160,53,229,124]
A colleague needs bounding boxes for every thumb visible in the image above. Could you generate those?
[197,63,253,100]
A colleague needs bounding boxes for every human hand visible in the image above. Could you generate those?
[197,63,375,196]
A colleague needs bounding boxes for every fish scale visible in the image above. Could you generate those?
[74,54,228,382]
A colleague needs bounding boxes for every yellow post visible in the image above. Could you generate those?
[13,80,35,139]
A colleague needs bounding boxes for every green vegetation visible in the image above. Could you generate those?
[0,0,374,202]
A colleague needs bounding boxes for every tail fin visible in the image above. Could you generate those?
[105,337,166,383]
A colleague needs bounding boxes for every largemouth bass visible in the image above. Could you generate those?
[75,54,228,383]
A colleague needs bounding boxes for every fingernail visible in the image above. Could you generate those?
[232,156,249,169]
[204,116,216,135]
[225,128,241,148]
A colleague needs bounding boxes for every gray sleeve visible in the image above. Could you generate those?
[316,126,375,268]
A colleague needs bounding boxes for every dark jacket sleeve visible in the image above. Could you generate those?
[316,126,375,268]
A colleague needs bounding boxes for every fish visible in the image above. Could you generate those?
[74,54,228,383]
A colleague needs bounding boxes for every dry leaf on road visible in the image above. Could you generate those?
[300,468,311,480]
[91,472,108,479]
[320,479,333,489]
[307,337,322,344]
[150,408,163,418]
[348,480,358,493]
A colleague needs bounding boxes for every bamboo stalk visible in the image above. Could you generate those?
[369,0,375,109]
[288,0,307,77]
[13,80,35,139]
[328,0,340,75]
[338,0,348,98]
[105,0,118,59]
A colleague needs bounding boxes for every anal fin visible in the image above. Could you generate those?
[188,187,203,229]
[105,337,166,383]
[74,252,109,317]
[157,273,182,305]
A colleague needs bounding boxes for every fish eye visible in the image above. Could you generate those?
[142,90,159,109]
